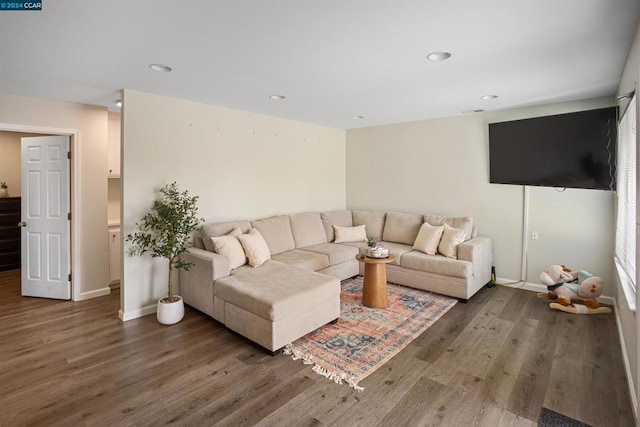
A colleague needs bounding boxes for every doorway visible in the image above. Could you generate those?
[0,124,79,300]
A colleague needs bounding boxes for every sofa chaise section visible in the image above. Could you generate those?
[181,214,345,353]
[214,260,340,352]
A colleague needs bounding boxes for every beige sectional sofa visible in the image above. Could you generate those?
[180,210,492,352]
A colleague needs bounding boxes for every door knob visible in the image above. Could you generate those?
[18,221,27,227]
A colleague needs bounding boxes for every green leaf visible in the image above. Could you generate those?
[126,182,204,299]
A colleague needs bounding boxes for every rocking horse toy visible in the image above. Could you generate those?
[537,264,611,314]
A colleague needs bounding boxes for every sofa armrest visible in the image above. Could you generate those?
[458,237,492,284]
[183,247,231,282]
[178,248,231,317]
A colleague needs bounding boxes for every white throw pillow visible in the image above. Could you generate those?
[438,224,467,259]
[211,227,246,269]
[413,222,444,255]
[333,224,367,243]
[237,228,271,267]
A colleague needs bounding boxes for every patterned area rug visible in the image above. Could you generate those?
[284,275,457,391]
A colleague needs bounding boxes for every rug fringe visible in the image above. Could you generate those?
[283,345,364,391]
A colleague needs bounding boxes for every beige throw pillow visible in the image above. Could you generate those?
[211,227,246,269]
[438,224,467,259]
[413,222,444,255]
[333,224,367,243]
[237,228,271,267]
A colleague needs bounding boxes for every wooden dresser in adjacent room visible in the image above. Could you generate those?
[0,197,21,271]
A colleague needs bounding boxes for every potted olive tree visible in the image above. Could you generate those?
[126,182,203,325]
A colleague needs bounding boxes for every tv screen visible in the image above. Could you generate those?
[489,107,617,190]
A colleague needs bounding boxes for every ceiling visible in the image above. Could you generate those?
[1,1,639,129]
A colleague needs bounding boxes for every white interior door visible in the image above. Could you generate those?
[21,136,71,299]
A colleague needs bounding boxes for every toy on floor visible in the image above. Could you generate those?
[537,264,611,314]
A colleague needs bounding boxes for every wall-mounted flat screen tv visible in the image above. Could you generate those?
[489,107,617,190]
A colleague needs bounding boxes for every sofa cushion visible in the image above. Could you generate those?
[251,215,295,255]
[382,211,424,245]
[200,220,252,252]
[237,228,271,267]
[438,224,467,259]
[271,249,330,271]
[412,222,444,256]
[352,210,386,240]
[300,243,359,266]
[400,251,472,279]
[337,241,367,250]
[334,224,367,243]
[211,227,246,269]
[378,241,414,265]
[424,214,474,241]
[321,210,353,242]
[215,261,340,322]
[289,212,327,248]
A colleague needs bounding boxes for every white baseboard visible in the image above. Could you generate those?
[496,277,636,420]
[76,286,111,301]
[119,304,156,321]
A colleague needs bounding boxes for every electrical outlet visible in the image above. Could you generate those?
[531,230,539,240]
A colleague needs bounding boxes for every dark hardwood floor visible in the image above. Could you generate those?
[1,268,634,426]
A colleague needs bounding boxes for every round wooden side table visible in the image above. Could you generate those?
[355,254,396,308]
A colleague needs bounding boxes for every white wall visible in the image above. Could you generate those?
[121,90,346,320]
[526,186,614,287]
[347,97,615,293]
[0,93,110,300]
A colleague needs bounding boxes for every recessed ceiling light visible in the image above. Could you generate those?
[462,109,485,114]
[269,94,286,100]
[480,95,498,100]
[351,115,364,119]
[149,64,172,73]
[426,51,452,62]
[115,100,122,108]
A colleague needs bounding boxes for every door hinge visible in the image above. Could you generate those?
[68,273,72,282]
[68,212,71,220]
[67,151,71,160]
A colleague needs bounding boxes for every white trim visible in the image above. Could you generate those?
[119,304,156,321]
[0,123,81,301]
[77,286,111,301]
[611,296,639,421]
[615,257,637,312]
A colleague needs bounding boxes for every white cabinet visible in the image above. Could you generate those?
[107,113,121,177]
[108,227,121,285]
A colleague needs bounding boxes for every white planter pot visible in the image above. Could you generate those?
[157,296,184,325]
[0,188,8,198]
